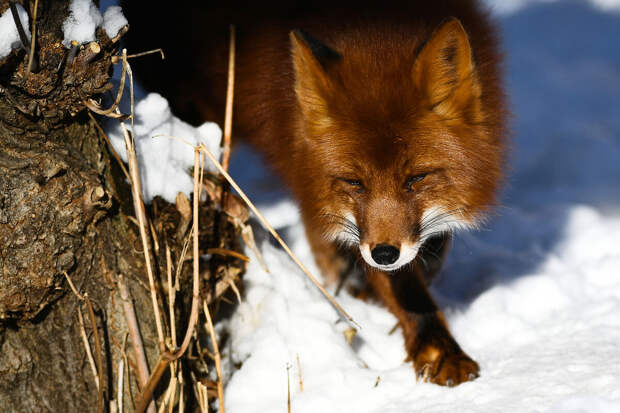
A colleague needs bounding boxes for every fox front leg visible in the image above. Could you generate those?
[367,266,479,386]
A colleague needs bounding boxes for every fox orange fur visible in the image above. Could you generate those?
[124,0,507,386]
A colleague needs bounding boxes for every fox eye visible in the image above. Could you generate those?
[340,178,365,193]
[406,173,428,191]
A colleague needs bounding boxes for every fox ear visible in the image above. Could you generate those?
[413,18,482,121]
[290,30,341,125]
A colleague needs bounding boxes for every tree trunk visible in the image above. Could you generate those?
[0,1,243,411]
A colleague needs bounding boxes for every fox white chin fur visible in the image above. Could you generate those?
[327,206,475,271]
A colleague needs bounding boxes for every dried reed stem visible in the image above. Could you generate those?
[118,277,156,413]
[88,111,131,182]
[27,0,38,73]
[171,148,202,358]
[120,118,166,351]
[221,25,236,172]
[202,299,225,413]
[77,306,99,390]
[199,144,359,329]
[135,149,203,413]
[117,357,124,413]
[85,293,104,413]
[135,356,170,413]
[84,52,127,116]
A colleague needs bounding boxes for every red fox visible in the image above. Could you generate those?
[124,0,506,386]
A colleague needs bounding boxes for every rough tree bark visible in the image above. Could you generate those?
[0,1,243,411]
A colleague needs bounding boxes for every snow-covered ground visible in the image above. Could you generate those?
[221,1,620,412]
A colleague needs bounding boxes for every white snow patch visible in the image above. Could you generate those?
[0,4,30,59]
[102,6,127,39]
[62,0,103,47]
[106,93,222,203]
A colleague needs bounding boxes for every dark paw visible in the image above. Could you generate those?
[406,313,480,386]
[413,345,479,386]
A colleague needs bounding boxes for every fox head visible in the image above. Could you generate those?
[290,18,505,272]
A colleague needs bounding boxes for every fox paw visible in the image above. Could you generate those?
[405,322,480,387]
[412,345,479,386]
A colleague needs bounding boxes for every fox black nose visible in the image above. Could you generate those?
[371,244,400,265]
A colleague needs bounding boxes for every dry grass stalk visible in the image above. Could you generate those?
[202,299,225,413]
[117,357,125,413]
[172,148,202,358]
[84,52,128,116]
[165,244,177,348]
[118,276,156,413]
[27,0,39,73]
[77,306,99,390]
[287,363,292,413]
[112,48,165,64]
[84,293,104,413]
[63,272,103,405]
[206,247,249,262]
[199,143,359,329]
[88,111,131,181]
[296,353,303,392]
[135,148,203,413]
[135,355,171,413]
[221,25,236,172]
[119,98,166,352]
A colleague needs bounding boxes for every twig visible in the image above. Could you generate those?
[117,357,124,413]
[296,353,304,392]
[112,48,165,64]
[134,356,170,413]
[27,0,39,73]
[63,271,84,300]
[135,149,203,413]
[67,41,79,65]
[9,3,29,54]
[120,110,166,352]
[203,299,225,413]
[206,247,249,262]
[117,276,156,413]
[170,148,202,359]
[88,111,131,182]
[84,293,104,413]
[199,143,359,330]
[287,363,291,413]
[221,25,236,172]
[84,49,128,116]
[77,306,99,390]
[165,244,177,349]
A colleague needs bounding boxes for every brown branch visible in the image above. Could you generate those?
[134,356,171,413]
[221,25,236,172]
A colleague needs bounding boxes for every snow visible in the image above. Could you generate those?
[102,6,127,39]
[62,0,127,47]
[105,93,222,203]
[0,4,30,59]
[62,0,102,47]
